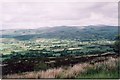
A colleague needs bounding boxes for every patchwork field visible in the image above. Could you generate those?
[0,26,119,79]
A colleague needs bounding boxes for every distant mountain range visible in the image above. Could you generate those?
[1,25,118,41]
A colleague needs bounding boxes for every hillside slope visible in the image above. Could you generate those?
[1,25,118,41]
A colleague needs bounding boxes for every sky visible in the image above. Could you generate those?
[1,0,118,29]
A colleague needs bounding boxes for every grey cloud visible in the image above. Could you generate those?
[2,2,118,29]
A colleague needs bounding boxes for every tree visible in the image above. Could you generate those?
[113,35,120,53]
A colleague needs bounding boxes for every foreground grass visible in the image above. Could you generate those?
[3,57,119,79]
[77,69,119,78]
[77,57,119,78]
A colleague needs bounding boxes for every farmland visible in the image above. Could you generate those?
[0,38,117,75]
[0,26,119,79]
[1,38,115,60]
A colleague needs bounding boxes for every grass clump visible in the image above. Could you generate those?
[77,57,119,78]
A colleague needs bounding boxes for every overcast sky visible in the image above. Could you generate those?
[1,1,118,29]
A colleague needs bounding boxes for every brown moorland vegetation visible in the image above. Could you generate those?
[3,56,119,79]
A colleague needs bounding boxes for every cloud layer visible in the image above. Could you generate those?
[2,2,118,29]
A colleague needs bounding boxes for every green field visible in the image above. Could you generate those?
[0,38,115,60]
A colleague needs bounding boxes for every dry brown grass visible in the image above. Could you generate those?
[4,63,92,79]
[60,63,93,78]
[94,57,119,70]
[3,57,119,79]
[39,68,63,78]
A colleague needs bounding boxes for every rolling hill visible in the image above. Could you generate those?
[1,25,118,41]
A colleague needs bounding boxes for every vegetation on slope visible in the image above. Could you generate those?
[3,57,119,79]
[1,26,118,40]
